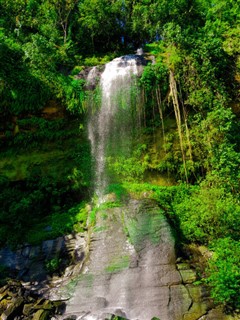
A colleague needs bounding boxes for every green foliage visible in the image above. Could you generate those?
[58,76,86,114]
[5,199,89,246]
[172,185,240,244]
[77,0,125,52]
[206,238,240,309]
[106,184,128,201]
[89,207,98,226]
[110,316,127,320]
[0,123,91,247]
[45,257,62,275]
[0,33,51,116]
[107,144,149,183]
[2,118,79,149]
[84,53,117,66]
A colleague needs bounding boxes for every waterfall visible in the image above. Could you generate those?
[49,55,213,320]
[88,55,143,198]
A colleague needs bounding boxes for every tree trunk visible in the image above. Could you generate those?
[156,86,166,147]
[169,70,188,182]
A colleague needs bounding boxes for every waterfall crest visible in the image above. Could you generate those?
[88,55,143,198]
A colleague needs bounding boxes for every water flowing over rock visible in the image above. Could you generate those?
[76,66,103,91]
[0,55,236,320]
[56,55,229,320]
[88,55,145,197]
[52,199,218,320]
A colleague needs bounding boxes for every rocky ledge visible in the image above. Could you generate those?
[0,280,65,320]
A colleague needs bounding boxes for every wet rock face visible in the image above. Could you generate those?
[52,199,216,320]
[116,55,147,68]
[0,199,238,320]
[75,55,147,91]
[75,66,103,90]
[0,233,87,283]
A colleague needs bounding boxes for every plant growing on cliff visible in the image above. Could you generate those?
[206,238,240,309]
[106,144,150,183]
[45,257,62,275]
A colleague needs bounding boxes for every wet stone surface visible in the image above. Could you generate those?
[0,199,238,320]
[52,199,221,320]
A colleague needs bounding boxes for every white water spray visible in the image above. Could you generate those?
[88,55,143,198]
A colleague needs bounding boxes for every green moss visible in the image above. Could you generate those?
[93,225,107,232]
[89,201,122,227]
[66,273,94,296]
[101,212,108,220]
[106,183,128,201]
[126,211,165,248]
[0,150,68,181]
[105,255,130,273]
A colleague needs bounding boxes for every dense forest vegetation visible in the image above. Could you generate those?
[0,0,239,311]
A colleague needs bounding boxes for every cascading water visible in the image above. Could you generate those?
[88,55,143,198]
[52,55,213,320]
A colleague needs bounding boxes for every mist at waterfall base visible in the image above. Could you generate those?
[88,55,143,199]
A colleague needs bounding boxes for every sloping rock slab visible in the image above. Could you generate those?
[52,199,195,320]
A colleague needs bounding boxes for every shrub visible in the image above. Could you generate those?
[45,257,62,275]
[107,144,149,183]
[206,238,240,309]
[172,185,240,244]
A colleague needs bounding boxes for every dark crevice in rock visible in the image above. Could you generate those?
[196,311,208,320]
[184,285,194,312]
[167,285,171,307]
